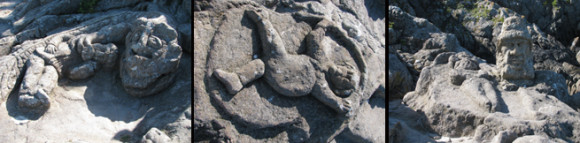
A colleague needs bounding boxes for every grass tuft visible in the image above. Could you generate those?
[78,0,100,13]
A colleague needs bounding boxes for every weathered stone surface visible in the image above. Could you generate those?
[388,1,580,142]
[388,46,413,100]
[496,16,535,81]
[234,59,265,85]
[402,51,580,142]
[0,0,191,142]
[140,128,171,143]
[264,55,316,96]
[337,97,385,143]
[213,69,243,94]
[120,14,182,97]
[512,135,567,143]
[68,61,97,80]
[197,0,384,142]
[388,100,436,143]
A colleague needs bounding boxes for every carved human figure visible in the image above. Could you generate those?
[213,9,362,114]
[496,16,535,81]
[10,12,182,113]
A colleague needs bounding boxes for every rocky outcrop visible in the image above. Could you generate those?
[195,0,385,142]
[390,0,580,98]
[402,51,580,142]
[0,0,191,142]
[389,1,580,142]
[388,5,472,100]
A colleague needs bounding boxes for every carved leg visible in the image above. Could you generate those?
[246,9,317,97]
[311,71,352,114]
[328,64,359,98]
[245,9,287,57]
[38,65,58,95]
[18,55,50,112]
[68,61,98,80]
[214,59,265,94]
[91,43,118,70]
[214,69,243,95]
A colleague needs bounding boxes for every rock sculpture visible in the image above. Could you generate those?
[400,15,580,142]
[120,15,182,96]
[0,0,192,142]
[0,11,182,113]
[198,0,385,142]
[213,59,264,94]
[495,16,535,87]
[213,8,379,114]
[213,9,358,114]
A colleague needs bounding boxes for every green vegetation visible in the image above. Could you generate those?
[120,135,131,143]
[401,39,407,45]
[469,3,491,22]
[547,0,568,11]
[77,0,100,13]
[457,3,465,9]
[389,22,394,28]
[492,16,504,26]
[446,7,452,14]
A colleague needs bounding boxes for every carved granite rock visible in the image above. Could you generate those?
[496,16,535,83]
[120,14,182,97]
[0,0,191,142]
[197,0,385,142]
[401,18,580,141]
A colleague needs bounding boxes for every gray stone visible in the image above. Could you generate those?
[140,128,171,143]
[234,59,265,85]
[68,61,98,80]
[246,9,317,97]
[120,14,182,97]
[339,97,385,143]
[213,69,243,95]
[388,100,436,143]
[512,135,558,143]
[403,51,580,142]
[210,84,301,129]
[496,16,534,81]
[264,56,316,97]
[0,1,191,142]
[388,47,413,100]
[198,0,385,142]
[491,130,517,143]
[449,69,466,85]
[18,55,49,112]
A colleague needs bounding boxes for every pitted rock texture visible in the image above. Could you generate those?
[0,0,191,142]
[120,14,182,97]
[194,0,385,142]
[389,2,580,141]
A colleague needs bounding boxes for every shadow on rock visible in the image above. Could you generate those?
[111,54,192,142]
[6,87,47,121]
[83,71,146,123]
[364,0,385,21]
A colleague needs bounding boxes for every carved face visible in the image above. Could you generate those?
[497,37,534,80]
[120,16,182,97]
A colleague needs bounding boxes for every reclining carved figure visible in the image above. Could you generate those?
[0,11,182,113]
[213,9,369,115]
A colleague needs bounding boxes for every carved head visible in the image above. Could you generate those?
[496,16,534,80]
[121,15,182,97]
